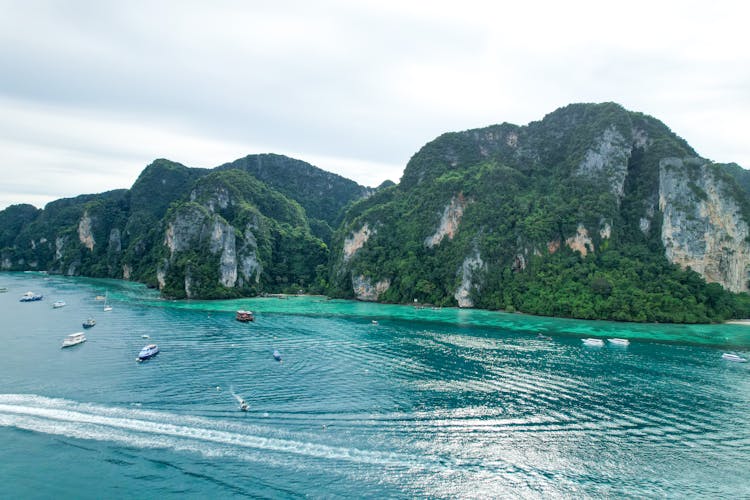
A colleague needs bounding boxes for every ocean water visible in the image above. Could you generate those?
[1,272,749,498]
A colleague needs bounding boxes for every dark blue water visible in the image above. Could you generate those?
[1,272,749,498]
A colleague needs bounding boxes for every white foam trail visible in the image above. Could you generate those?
[0,394,436,470]
[228,386,244,404]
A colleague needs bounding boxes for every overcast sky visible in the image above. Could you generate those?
[1,0,748,210]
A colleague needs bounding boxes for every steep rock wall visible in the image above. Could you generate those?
[660,158,750,292]
[424,193,469,248]
[576,125,632,200]
[78,211,95,250]
[352,275,390,301]
[343,224,372,262]
[454,250,484,308]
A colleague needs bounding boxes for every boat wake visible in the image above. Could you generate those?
[0,394,435,471]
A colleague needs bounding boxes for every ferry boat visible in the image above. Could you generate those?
[137,344,159,361]
[19,291,43,302]
[582,338,605,347]
[61,332,86,348]
[53,300,66,308]
[236,310,254,322]
[82,317,96,328]
[722,353,747,363]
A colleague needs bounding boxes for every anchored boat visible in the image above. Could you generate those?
[582,338,604,347]
[61,332,86,348]
[608,338,630,346]
[137,344,159,361]
[20,291,43,302]
[722,353,747,363]
[236,310,254,322]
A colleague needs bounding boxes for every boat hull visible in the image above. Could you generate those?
[137,344,159,361]
[61,333,86,348]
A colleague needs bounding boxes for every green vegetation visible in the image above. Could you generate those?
[2,103,750,324]
[332,103,750,323]
[0,155,366,300]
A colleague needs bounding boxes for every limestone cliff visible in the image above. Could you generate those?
[352,275,391,301]
[425,194,470,248]
[454,250,484,308]
[659,158,750,292]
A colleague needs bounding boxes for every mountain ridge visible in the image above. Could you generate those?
[2,103,750,322]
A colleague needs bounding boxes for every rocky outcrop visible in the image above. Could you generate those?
[352,275,390,301]
[454,250,484,308]
[424,193,470,248]
[660,158,750,292]
[78,211,95,250]
[565,224,594,256]
[237,223,261,286]
[55,236,66,261]
[343,224,372,262]
[576,126,631,199]
[162,202,264,294]
[208,217,237,288]
[164,204,208,257]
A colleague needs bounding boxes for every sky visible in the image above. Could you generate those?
[1,0,748,210]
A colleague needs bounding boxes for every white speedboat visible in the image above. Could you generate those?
[53,300,66,308]
[61,332,86,348]
[20,291,43,302]
[722,353,747,363]
[608,338,630,346]
[137,344,159,361]
[582,338,604,347]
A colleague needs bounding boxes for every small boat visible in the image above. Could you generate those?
[582,338,604,347]
[94,295,106,301]
[141,334,149,339]
[61,332,86,348]
[137,344,159,361]
[722,353,748,363]
[102,292,112,311]
[536,333,552,341]
[239,400,249,411]
[372,320,379,325]
[608,338,630,346]
[53,300,66,308]
[272,349,282,362]
[19,291,43,302]
[236,310,254,322]
[0,287,8,293]
[82,317,96,328]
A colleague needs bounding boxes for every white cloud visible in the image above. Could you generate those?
[0,0,749,210]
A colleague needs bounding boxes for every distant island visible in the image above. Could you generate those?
[3,102,750,323]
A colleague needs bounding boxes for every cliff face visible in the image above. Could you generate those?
[659,158,750,292]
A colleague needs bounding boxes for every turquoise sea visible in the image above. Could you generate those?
[1,272,749,498]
